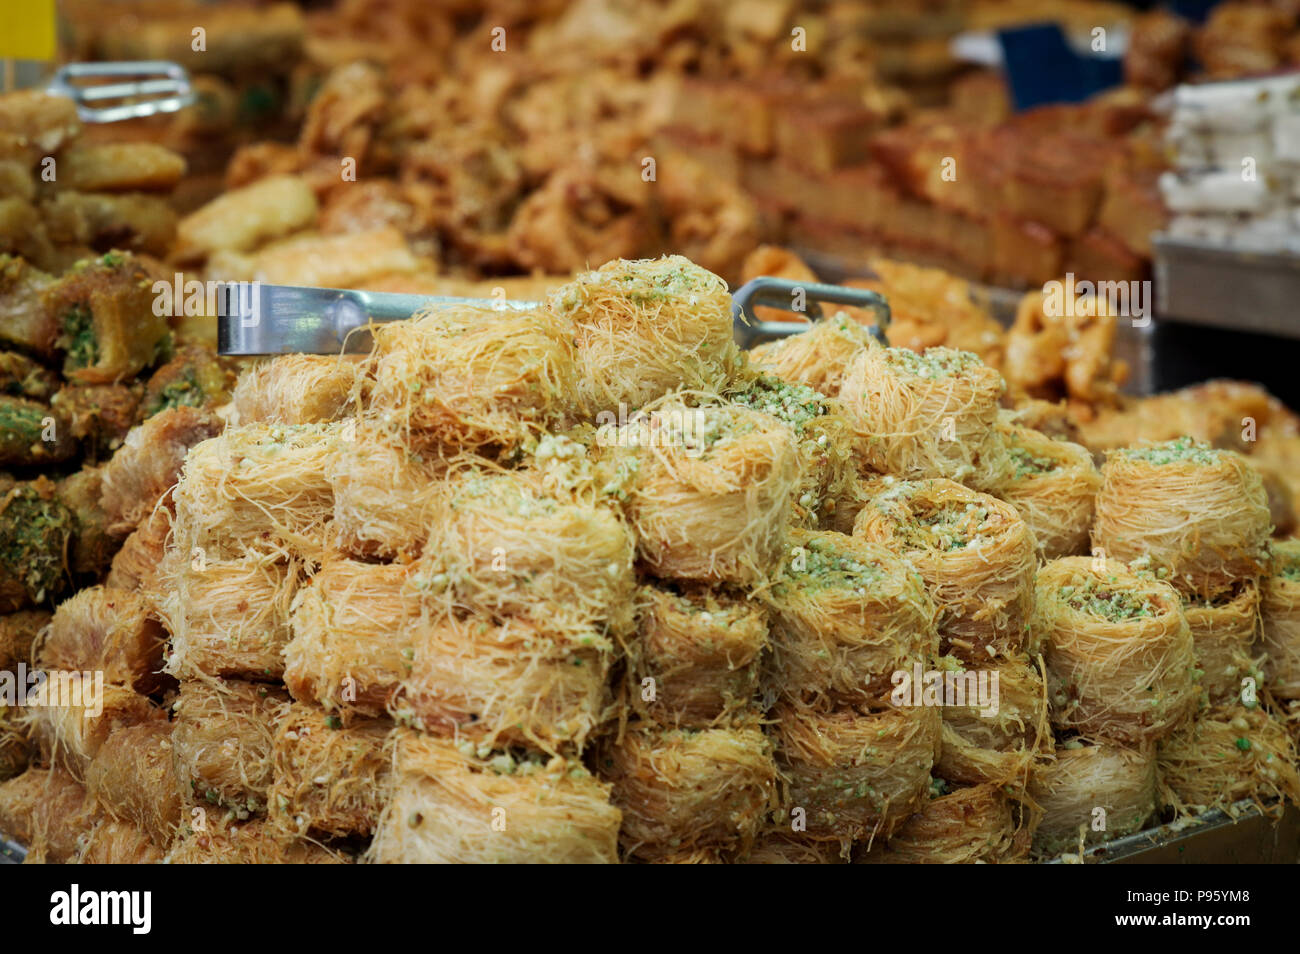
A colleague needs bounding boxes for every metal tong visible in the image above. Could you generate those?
[46,61,195,123]
[729,276,890,347]
[216,276,891,356]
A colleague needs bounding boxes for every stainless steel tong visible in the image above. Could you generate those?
[216,286,535,356]
[729,276,890,347]
[215,276,892,356]
[47,61,196,123]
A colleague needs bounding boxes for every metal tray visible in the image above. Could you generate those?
[3,802,1292,864]
[1045,800,1300,864]
[1154,236,1300,340]
[0,248,1282,868]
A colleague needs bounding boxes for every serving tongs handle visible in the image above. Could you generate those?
[46,61,196,123]
[216,283,540,355]
[730,277,891,348]
[216,277,891,356]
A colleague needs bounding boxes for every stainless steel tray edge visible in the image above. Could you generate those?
[1045,799,1300,864]
[1154,236,1300,340]
[0,836,25,864]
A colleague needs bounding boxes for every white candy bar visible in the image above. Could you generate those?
[1274,114,1300,163]
[1159,170,1273,214]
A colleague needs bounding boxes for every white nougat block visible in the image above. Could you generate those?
[1160,170,1273,215]
[1173,84,1271,133]
[1273,114,1300,163]
[1210,128,1274,167]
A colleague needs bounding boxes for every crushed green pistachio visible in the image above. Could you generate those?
[782,534,884,591]
[1059,577,1160,621]
[731,374,829,436]
[1271,547,1300,582]
[145,367,203,416]
[1119,437,1220,467]
[914,501,990,552]
[0,399,44,445]
[885,346,981,380]
[58,304,96,372]
[1007,443,1057,479]
[0,485,73,603]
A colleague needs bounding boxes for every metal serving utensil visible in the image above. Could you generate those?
[217,285,536,356]
[729,276,890,347]
[46,61,196,123]
[216,277,891,356]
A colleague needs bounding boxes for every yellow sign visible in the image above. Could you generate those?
[0,0,58,62]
